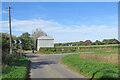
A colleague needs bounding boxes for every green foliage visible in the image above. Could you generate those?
[1,32,33,78]
[55,38,119,47]
[95,40,102,45]
[2,54,30,79]
[1,32,35,51]
[39,47,59,54]
[39,47,75,54]
[62,54,119,79]
[40,51,60,54]
[1,33,17,51]
[1,33,10,51]
[57,44,118,48]
[17,32,35,50]
[39,44,118,54]
[2,52,12,65]
[102,39,119,44]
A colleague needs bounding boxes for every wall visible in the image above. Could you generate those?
[37,39,54,51]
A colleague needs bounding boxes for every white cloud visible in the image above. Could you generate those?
[2,10,8,14]
[0,19,117,42]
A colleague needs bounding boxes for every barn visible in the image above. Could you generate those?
[37,35,54,51]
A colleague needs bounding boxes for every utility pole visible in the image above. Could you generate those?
[8,7,13,56]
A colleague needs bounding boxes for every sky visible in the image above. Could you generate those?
[1,2,118,43]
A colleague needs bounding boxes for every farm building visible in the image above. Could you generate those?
[37,35,54,51]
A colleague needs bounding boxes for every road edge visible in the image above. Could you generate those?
[59,61,91,79]
[24,53,32,79]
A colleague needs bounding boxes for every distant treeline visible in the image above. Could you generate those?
[54,39,119,46]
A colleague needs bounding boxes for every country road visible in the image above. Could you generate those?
[24,53,87,79]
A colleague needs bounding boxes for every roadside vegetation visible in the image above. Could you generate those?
[1,31,119,79]
[1,29,48,79]
[57,44,118,48]
[39,45,118,54]
[2,53,30,79]
[1,33,32,79]
[62,54,119,79]
[57,43,118,80]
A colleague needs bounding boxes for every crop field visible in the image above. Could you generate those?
[62,54,119,79]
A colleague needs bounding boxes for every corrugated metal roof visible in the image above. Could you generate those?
[37,35,54,40]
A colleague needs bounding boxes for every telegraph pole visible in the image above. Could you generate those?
[8,7,13,56]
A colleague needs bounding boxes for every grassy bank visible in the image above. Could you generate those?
[2,54,30,79]
[62,54,119,79]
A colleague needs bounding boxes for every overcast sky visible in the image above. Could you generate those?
[1,2,118,43]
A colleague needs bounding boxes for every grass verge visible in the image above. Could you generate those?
[62,54,119,80]
[2,54,30,79]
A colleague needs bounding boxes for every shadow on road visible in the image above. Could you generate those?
[31,61,56,69]
[24,53,39,58]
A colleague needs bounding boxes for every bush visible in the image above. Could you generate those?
[39,47,76,54]
[39,45,118,54]
[2,52,12,66]
[39,47,56,52]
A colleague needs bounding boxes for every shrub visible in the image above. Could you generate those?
[39,47,57,52]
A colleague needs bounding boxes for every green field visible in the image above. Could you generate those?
[2,54,30,79]
[76,48,118,54]
[62,54,119,79]
[56,44,118,48]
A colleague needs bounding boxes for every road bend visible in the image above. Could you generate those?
[24,53,87,79]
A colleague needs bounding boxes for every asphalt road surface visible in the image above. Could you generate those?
[24,53,87,79]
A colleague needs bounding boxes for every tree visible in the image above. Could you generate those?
[17,32,35,50]
[72,42,76,46]
[102,39,109,44]
[1,33,17,51]
[95,40,102,45]
[110,38,119,44]
[31,28,47,50]
[85,40,92,45]
[78,41,85,45]
[1,33,10,51]
[102,39,119,44]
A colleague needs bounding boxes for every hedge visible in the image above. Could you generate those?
[39,45,118,53]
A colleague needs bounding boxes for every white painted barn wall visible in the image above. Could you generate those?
[37,36,54,51]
